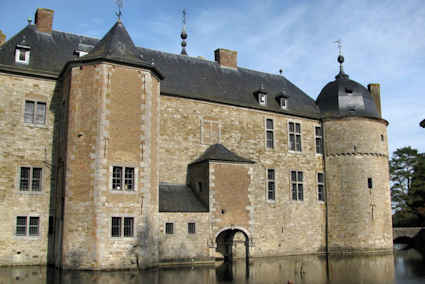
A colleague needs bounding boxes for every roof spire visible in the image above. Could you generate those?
[180,9,188,55]
[334,39,349,79]
[115,0,123,21]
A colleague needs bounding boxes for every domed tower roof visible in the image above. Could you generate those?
[316,55,380,119]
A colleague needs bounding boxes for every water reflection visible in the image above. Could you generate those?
[0,250,424,284]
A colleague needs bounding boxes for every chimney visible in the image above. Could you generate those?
[368,83,382,117]
[0,30,5,46]
[214,48,237,69]
[35,8,54,33]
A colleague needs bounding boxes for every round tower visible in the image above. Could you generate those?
[317,55,393,253]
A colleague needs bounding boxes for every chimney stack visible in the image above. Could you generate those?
[214,48,237,69]
[368,83,382,117]
[0,30,6,46]
[35,8,54,33]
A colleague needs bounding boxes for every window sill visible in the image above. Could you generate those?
[14,235,41,240]
[17,191,44,195]
[110,190,137,194]
[24,123,48,129]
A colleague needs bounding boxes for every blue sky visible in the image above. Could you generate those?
[1,0,424,155]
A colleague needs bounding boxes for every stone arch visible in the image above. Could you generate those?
[215,227,250,261]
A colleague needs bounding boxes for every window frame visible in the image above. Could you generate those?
[24,100,47,126]
[259,93,267,106]
[111,216,135,238]
[368,177,373,189]
[266,168,276,201]
[15,45,31,64]
[280,97,287,109]
[165,222,174,234]
[265,118,275,149]
[315,126,323,155]
[200,118,221,145]
[15,216,40,237]
[288,121,302,152]
[110,165,138,192]
[317,172,325,202]
[18,166,43,193]
[290,170,304,201]
[188,222,196,234]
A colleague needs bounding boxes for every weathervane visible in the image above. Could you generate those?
[334,39,342,56]
[115,0,123,21]
[334,39,348,79]
[180,9,188,55]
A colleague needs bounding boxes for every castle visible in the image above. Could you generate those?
[0,8,393,270]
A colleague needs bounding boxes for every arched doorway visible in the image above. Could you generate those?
[215,228,249,261]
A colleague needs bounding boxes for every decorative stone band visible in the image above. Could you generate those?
[326,152,388,158]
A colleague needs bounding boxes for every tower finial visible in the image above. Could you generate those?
[115,0,123,21]
[334,39,348,79]
[180,9,188,55]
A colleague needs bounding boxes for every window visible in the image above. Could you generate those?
[318,173,325,201]
[112,166,135,191]
[291,171,304,201]
[266,118,274,149]
[111,217,134,238]
[165,223,174,234]
[380,134,384,141]
[201,119,221,145]
[24,101,46,125]
[16,216,39,236]
[198,182,203,193]
[267,169,275,201]
[259,93,267,105]
[15,46,31,64]
[288,122,302,152]
[315,126,323,154]
[188,222,196,234]
[19,167,42,192]
[280,97,287,109]
[368,178,373,189]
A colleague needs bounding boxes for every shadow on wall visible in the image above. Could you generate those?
[129,216,156,270]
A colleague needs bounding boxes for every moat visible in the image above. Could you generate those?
[0,248,423,284]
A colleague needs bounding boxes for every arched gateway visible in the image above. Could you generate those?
[215,228,250,261]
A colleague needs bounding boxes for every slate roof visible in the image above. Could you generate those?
[159,183,208,213]
[190,144,255,165]
[0,22,320,118]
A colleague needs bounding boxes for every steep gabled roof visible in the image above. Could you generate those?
[190,144,255,165]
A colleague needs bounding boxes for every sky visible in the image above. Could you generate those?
[1,0,424,155]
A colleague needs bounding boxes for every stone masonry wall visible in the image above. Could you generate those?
[0,72,57,265]
[159,95,326,257]
[324,117,393,252]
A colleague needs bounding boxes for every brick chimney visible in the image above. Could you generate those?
[368,83,382,117]
[35,8,54,33]
[214,48,237,69]
[0,30,5,46]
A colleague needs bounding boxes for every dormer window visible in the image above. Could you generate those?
[280,97,287,109]
[73,50,88,57]
[73,43,93,58]
[15,45,31,64]
[259,93,267,105]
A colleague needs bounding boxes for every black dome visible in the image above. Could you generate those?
[316,73,380,119]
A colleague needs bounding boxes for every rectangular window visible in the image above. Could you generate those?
[112,166,135,191]
[289,122,302,152]
[368,178,373,189]
[19,167,42,192]
[267,169,275,201]
[266,118,274,149]
[15,47,30,64]
[16,216,39,236]
[124,217,134,237]
[315,126,323,154]
[24,101,46,125]
[318,173,325,201]
[188,222,196,234]
[165,222,174,234]
[291,171,304,201]
[111,217,122,237]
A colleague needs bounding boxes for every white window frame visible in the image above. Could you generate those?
[110,216,135,238]
[280,97,287,109]
[15,215,40,238]
[15,45,31,64]
[200,118,221,145]
[259,93,267,106]
[265,118,274,149]
[290,170,304,201]
[17,166,43,193]
[317,172,325,202]
[110,165,138,193]
[288,121,302,152]
[315,125,323,155]
[24,100,47,125]
[266,168,276,202]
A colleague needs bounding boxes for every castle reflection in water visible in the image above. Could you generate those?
[1,250,424,284]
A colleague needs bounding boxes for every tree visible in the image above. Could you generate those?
[390,147,425,226]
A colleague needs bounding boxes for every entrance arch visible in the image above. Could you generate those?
[215,228,250,261]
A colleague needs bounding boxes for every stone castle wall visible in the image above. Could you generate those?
[324,117,393,252]
[0,72,58,265]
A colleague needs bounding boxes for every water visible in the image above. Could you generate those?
[0,249,423,284]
